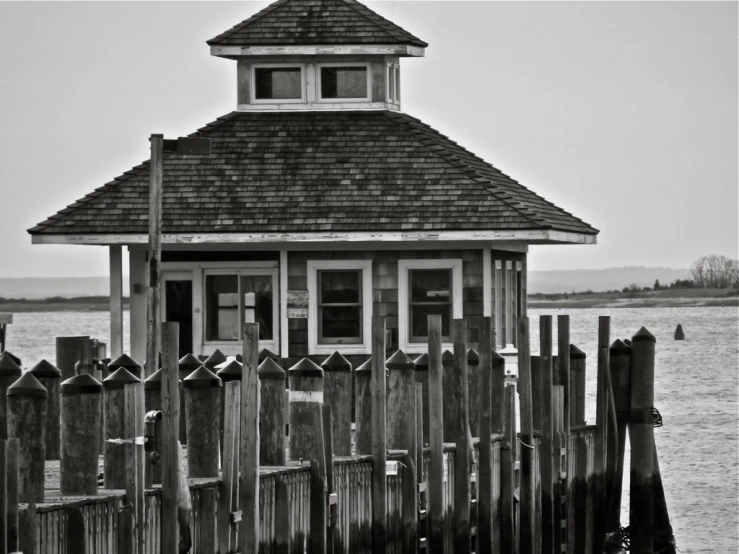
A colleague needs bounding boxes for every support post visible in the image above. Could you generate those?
[322,404,336,554]
[426,315,444,554]
[569,345,586,427]
[400,452,418,554]
[258,358,286,466]
[6,439,19,553]
[354,359,372,455]
[386,350,416,470]
[288,358,324,461]
[110,244,124,359]
[146,134,164,380]
[539,316,555,554]
[0,439,5,554]
[477,317,494,554]
[143,369,163,486]
[103,368,140,489]
[371,316,387,554]
[239,323,260,554]
[160,322,180,554]
[557,315,571,554]
[124,382,145,554]
[441,350,456,442]
[593,317,610,552]
[453,319,471,554]
[184,367,221,478]
[500,386,515,554]
[606,340,630,535]
[29,361,62,461]
[413,354,430,444]
[219,380,240,553]
[55,336,89,382]
[517,316,535,554]
[322,352,353,457]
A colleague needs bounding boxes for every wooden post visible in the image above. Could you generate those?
[110,244,124,359]
[66,506,87,554]
[322,404,336,554]
[146,134,164,380]
[413,354,430,444]
[274,476,290,554]
[371,316,387,554]
[19,501,36,554]
[109,354,143,379]
[124,382,145,554]
[538,316,555,554]
[258,358,286,466]
[29,360,62,461]
[217,359,242,463]
[400,451,419,554]
[310,457,327,554]
[179,353,202,446]
[143,368,163,486]
[74,338,96,376]
[500,386,515,554]
[452,319,471,554]
[6,438,19,553]
[184,367,222,478]
[0,353,22,442]
[55,336,89,382]
[630,327,656,554]
[354,358,372,455]
[386,350,416,470]
[103,368,140,489]
[607,340,630,534]
[288,358,324,461]
[6,373,47,503]
[219,380,240,553]
[426,314,444,554]
[240,323,260,554]
[569,345,586,427]
[477,317,494,554]
[593,317,610,553]
[517,316,535,554]
[557,315,571,554]
[653,444,676,554]
[322,352,353,457]
[60,372,102,495]
[490,347,506,436]
[204,350,227,371]
[441,350,456,442]
[160,322,180,554]
[467,348,480,437]
[0,439,5,554]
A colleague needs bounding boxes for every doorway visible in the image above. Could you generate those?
[164,275,193,358]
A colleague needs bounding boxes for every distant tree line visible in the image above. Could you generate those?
[688,254,739,289]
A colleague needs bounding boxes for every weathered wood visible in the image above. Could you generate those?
[288,358,324,461]
[55,336,89,382]
[441,350,457,442]
[401,452,419,554]
[653,443,676,554]
[539,316,555,554]
[160,322,180,554]
[219,380,240,553]
[184,367,222,478]
[569,345,586,427]
[500,386,515,554]
[5,439,19,553]
[413,354,430,444]
[67,506,87,554]
[607,340,630,534]
[239,322,260,554]
[103,368,140,489]
[630,327,656,554]
[19,501,36,554]
[310,458,327,554]
[453,319,471,554]
[322,404,337,554]
[593,317,610,553]
[259,358,286,466]
[143,369,163,486]
[146,134,164,380]
[371,316,387,554]
[427,314,444,554]
[7,373,47,503]
[467,348,480,436]
[29,361,61,461]
[556,315,571,554]
[477,317,494,554]
[355,358,372,455]
[321,352,353,457]
[124,382,145,554]
[178,354,201,446]
[110,244,124,359]
[275,477,290,554]
[517,316,535,554]
[386,350,416,470]
[0,440,5,554]
[415,383,425,482]
[198,487,217,553]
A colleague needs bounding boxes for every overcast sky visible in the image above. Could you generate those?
[0,1,736,278]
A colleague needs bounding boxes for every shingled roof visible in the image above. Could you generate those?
[28,110,597,238]
[207,0,428,49]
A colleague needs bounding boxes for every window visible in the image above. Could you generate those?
[254,66,303,100]
[205,275,239,341]
[319,64,370,101]
[398,259,463,353]
[307,260,373,355]
[387,64,399,104]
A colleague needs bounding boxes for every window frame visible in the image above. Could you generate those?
[251,63,306,104]
[386,63,400,104]
[398,258,464,354]
[316,62,372,103]
[307,259,373,355]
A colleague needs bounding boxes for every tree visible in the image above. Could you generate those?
[654,279,661,290]
[689,254,739,288]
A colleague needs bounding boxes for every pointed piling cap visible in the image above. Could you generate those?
[491,350,505,367]
[356,357,372,373]
[259,358,286,380]
[289,358,324,378]
[569,344,586,359]
[467,348,480,367]
[0,352,23,378]
[2,351,21,367]
[674,324,685,340]
[7,372,48,399]
[144,368,164,390]
[413,354,428,372]
[386,350,415,370]
[609,339,631,355]
[259,349,280,363]
[29,359,62,379]
[108,354,142,377]
[61,373,102,395]
[103,367,141,390]
[179,353,202,374]
[203,350,228,371]
[183,366,222,389]
[441,350,455,367]
[632,327,656,344]
[321,351,352,372]
[217,360,243,382]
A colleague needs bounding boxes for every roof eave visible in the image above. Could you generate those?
[209,44,426,59]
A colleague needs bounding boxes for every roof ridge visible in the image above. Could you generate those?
[339,0,423,45]
[384,112,554,231]
[207,0,291,46]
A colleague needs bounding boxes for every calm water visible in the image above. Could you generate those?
[5,307,738,553]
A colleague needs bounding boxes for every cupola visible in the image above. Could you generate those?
[207,0,427,112]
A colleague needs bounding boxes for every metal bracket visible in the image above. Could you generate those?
[327,493,338,506]
[230,511,242,523]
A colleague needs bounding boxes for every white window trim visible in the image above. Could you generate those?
[202,266,280,354]
[307,259,373,355]
[386,63,400,105]
[316,62,372,103]
[251,63,307,104]
[398,259,463,354]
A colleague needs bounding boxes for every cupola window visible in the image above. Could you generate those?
[253,65,304,101]
[318,64,370,101]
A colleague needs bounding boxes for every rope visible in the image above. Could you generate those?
[517,438,535,450]
[616,407,663,427]
[105,437,146,445]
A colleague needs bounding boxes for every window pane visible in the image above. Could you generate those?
[321,67,368,99]
[241,275,274,341]
[205,275,239,341]
[410,269,451,303]
[410,304,452,340]
[388,66,396,102]
[255,68,302,99]
[320,270,360,304]
[320,306,362,341]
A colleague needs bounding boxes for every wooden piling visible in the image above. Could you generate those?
[539,315,555,554]
[288,358,324,461]
[386,350,417,469]
[322,351,353,457]
[490,348,506,436]
[371,316,387,554]
[55,336,90,381]
[143,368,163,486]
[240,323,260,554]
[29,360,62,461]
[160,322,180,554]
[0,439,5,554]
[426,314,444,554]
[354,358,372,455]
[607,339,630,534]
[60,372,102,495]
[569,345,586,427]
[593,317,610,552]
[217,359,242,462]
[274,477,290,554]
[258,357,286,466]
[108,353,142,379]
[630,327,656,554]
[219,380,240,553]
[19,500,36,554]
[184,366,222,478]
[321,403,336,554]
[557,315,571,554]
[103,368,140,489]
[452,319,471,554]
[6,438,19,553]
[401,451,419,554]
[467,347,480,436]
[178,353,202,446]
[517,316,535,554]
[0,353,22,441]
[413,353,430,444]
[500,385,515,554]
[477,317,494,554]
[653,444,676,554]
[441,350,456,442]
[123,382,145,554]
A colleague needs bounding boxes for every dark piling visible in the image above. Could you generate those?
[258,357,286,466]
[103,367,140,489]
[29,360,62,460]
[322,351,353,457]
[183,366,222,478]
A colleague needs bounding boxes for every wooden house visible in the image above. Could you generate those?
[28,0,598,368]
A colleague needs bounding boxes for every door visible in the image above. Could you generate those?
[163,272,193,358]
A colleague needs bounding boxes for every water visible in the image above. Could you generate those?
[5,307,738,552]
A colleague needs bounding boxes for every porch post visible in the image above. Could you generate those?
[109,245,124,359]
[279,250,289,359]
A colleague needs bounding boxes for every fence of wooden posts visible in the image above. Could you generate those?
[0,314,676,554]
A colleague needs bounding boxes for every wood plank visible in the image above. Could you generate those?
[66,506,87,554]
[6,439,19,553]
[400,452,418,554]
[239,323,260,554]
[593,317,610,553]
[517,316,535,554]
[539,316,555,554]
[109,245,124,359]
[274,477,290,554]
[500,387,515,554]
[322,404,336,554]
[219,380,240,552]
[160,322,180,554]
[477,317,494,554]
[370,316,387,554]
[280,250,289,358]
[145,135,164,379]
[19,501,36,554]
[453,319,471,554]
[426,314,444,554]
